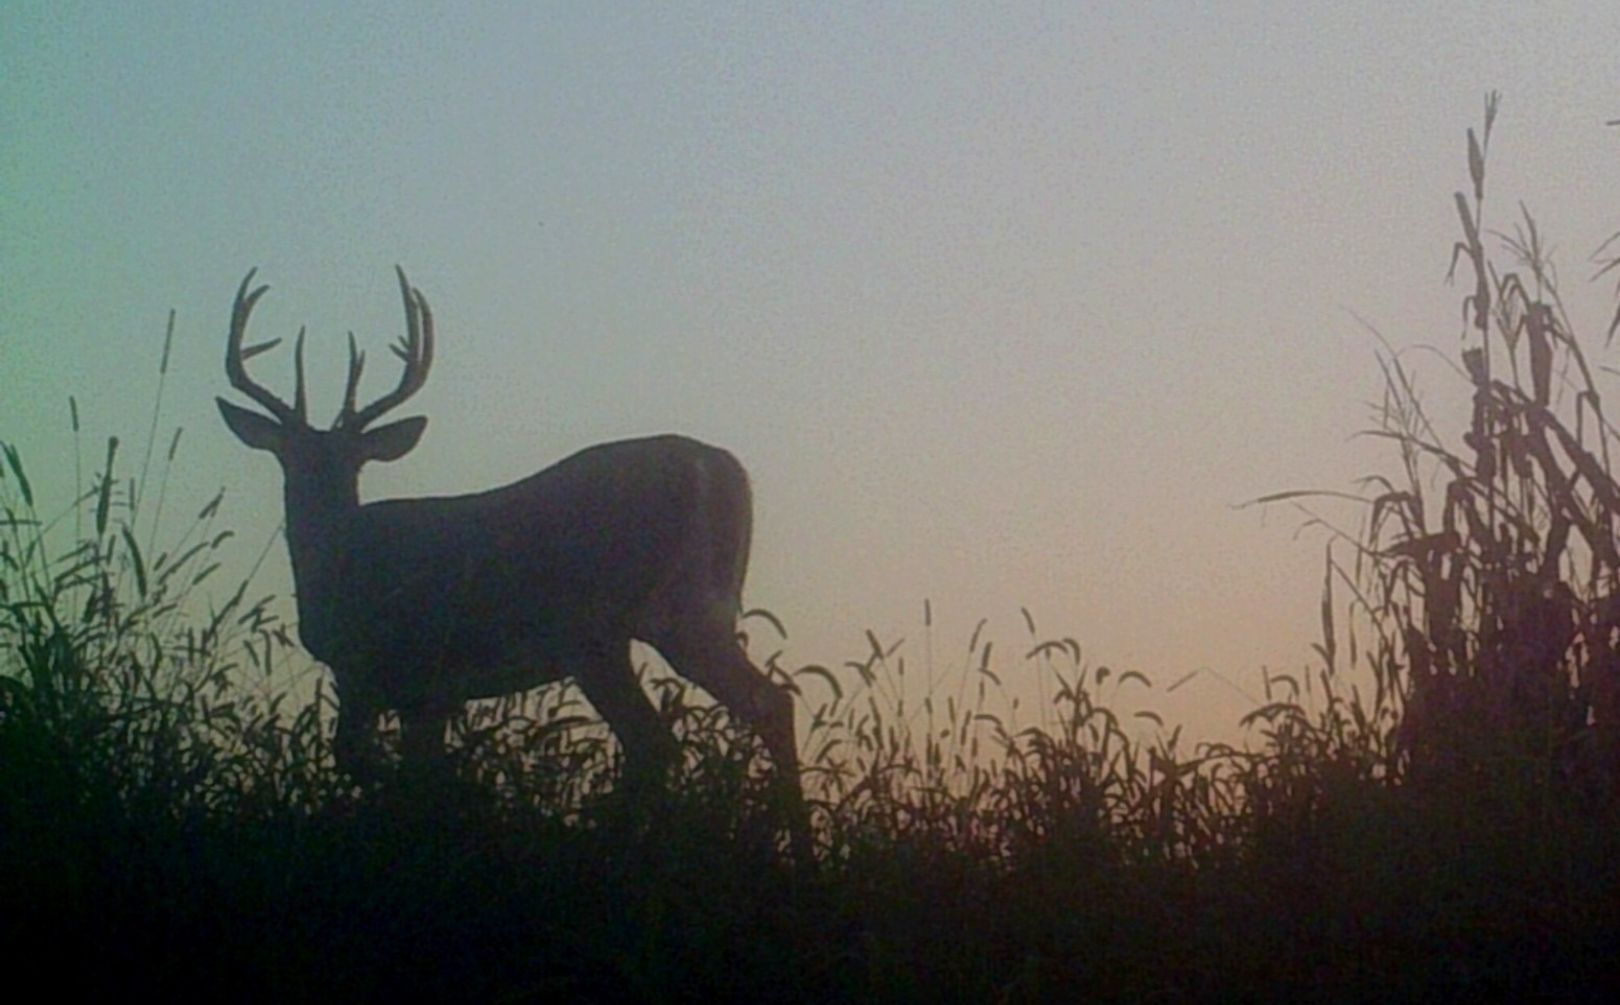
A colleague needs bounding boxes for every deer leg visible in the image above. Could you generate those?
[574,640,680,790]
[658,630,813,863]
[334,693,381,781]
[399,703,451,769]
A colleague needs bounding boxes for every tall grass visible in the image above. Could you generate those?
[1259,94,1620,808]
[4,96,1619,999]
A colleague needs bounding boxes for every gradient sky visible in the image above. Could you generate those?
[5,3,1618,741]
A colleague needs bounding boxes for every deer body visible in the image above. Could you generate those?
[286,435,744,699]
[217,269,808,858]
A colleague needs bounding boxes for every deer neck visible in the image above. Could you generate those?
[281,476,361,623]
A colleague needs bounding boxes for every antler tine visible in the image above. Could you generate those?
[339,331,366,424]
[225,269,302,425]
[293,326,309,421]
[341,266,435,430]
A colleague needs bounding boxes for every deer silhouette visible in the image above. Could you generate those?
[216,268,810,859]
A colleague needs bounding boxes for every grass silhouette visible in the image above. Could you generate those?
[4,95,1619,1000]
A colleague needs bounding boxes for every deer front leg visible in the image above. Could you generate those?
[334,693,382,782]
[399,702,452,769]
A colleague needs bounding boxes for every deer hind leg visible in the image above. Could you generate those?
[656,626,812,862]
[574,638,681,789]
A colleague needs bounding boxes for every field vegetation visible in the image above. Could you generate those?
[5,97,1618,1000]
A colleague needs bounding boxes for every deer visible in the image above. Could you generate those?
[216,267,810,860]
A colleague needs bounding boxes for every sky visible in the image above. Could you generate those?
[4,3,1619,743]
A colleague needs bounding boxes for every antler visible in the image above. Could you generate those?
[225,268,308,425]
[337,265,435,431]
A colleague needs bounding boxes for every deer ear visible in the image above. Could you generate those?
[217,398,285,452]
[360,416,427,463]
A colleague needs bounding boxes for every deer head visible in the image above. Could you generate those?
[215,267,433,516]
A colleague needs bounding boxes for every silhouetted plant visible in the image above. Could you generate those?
[1264,93,1620,810]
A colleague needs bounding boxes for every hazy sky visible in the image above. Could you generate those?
[5,3,1618,740]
